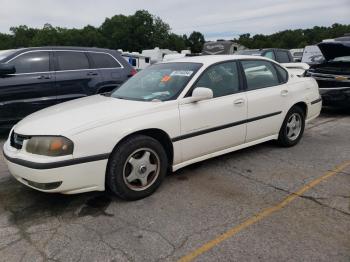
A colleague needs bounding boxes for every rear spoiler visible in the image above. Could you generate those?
[281,63,310,77]
[281,63,310,70]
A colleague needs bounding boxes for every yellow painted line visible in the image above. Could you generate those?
[179,160,350,262]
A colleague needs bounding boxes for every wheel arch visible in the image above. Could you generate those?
[291,101,308,117]
[109,128,174,166]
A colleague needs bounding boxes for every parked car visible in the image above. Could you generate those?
[3,55,321,200]
[236,48,309,76]
[290,48,304,62]
[305,36,350,108]
[236,48,294,63]
[0,46,135,129]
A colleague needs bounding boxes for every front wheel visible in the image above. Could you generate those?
[106,135,168,200]
[278,106,305,147]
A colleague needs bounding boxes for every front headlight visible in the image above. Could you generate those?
[26,136,74,156]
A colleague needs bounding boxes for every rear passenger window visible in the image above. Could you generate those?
[274,64,288,83]
[275,51,290,63]
[10,51,50,74]
[90,52,121,68]
[241,60,280,90]
[194,61,240,98]
[56,51,89,71]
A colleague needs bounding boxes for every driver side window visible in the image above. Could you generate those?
[9,51,50,74]
[194,61,240,98]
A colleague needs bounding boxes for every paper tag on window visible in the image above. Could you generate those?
[170,71,193,77]
[161,75,172,82]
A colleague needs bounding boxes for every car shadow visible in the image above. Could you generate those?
[0,175,121,228]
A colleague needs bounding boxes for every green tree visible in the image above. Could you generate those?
[0,33,13,50]
[187,31,205,53]
[236,23,350,49]
[166,33,187,52]
[10,25,38,48]
[100,10,172,52]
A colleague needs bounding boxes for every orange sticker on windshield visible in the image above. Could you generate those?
[161,75,171,82]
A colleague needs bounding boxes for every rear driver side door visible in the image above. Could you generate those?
[54,51,102,104]
[241,60,287,142]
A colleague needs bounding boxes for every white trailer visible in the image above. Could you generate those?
[120,51,151,71]
[141,47,178,64]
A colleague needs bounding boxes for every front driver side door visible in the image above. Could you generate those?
[178,61,247,162]
[0,50,55,125]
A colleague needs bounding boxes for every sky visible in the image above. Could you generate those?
[0,0,349,40]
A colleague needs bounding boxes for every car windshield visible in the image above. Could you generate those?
[111,62,202,101]
[0,49,17,62]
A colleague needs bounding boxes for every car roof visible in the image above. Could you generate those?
[161,55,275,66]
[9,46,118,53]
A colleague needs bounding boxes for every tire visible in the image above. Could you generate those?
[106,135,168,201]
[277,106,305,147]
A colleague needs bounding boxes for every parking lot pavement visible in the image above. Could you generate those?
[0,111,349,262]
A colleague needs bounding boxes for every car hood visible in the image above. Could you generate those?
[318,41,350,61]
[14,95,168,136]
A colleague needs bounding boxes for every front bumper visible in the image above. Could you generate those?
[3,140,108,194]
[319,87,350,108]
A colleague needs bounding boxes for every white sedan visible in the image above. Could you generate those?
[3,55,322,200]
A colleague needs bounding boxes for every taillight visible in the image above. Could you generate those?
[129,68,137,77]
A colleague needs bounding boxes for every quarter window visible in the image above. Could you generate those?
[9,51,50,74]
[274,64,288,83]
[263,51,275,60]
[194,61,240,98]
[89,52,121,69]
[275,51,290,63]
[56,51,89,71]
[241,60,280,90]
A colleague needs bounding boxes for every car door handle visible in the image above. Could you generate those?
[37,75,51,80]
[87,72,98,76]
[281,90,289,96]
[234,99,245,105]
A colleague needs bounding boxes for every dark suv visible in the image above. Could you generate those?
[236,48,294,63]
[0,47,135,129]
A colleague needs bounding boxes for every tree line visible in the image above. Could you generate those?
[235,23,350,49]
[0,10,205,53]
[0,10,349,53]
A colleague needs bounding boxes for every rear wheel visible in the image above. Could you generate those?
[106,135,168,200]
[278,106,305,147]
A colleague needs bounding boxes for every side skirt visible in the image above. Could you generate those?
[172,135,278,172]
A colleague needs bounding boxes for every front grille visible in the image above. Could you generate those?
[10,132,31,150]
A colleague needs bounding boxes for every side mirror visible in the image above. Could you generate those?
[0,63,15,76]
[191,87,213,102]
